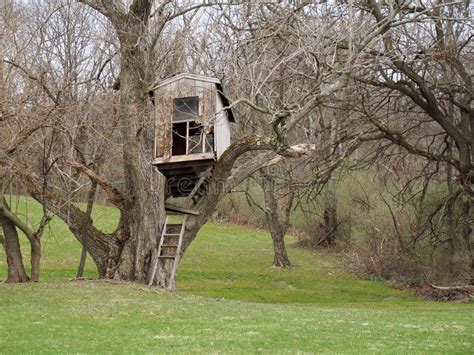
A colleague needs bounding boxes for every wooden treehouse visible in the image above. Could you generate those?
[149,73,235,288]
[152,73,235,198]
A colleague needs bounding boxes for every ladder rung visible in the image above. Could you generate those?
[164,233,180,237]
[158,255,175,259]
[161,244,178,247]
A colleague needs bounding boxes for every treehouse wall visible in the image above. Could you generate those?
[215,93,231,158]
[154,78,217,161]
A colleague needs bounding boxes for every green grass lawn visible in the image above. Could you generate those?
[0,198,473,353]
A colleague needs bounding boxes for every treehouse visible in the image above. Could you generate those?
[152,73,235,198]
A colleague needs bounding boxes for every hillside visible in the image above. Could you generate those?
[0,199,472,353]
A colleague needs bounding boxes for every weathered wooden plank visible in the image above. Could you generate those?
[155,84,174,159]
[202,81,216,128]
[214,92,231,159]
[178,78,196,98]
[164,204,200,216]
[153,152,215,165]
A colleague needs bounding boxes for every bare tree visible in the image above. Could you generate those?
[0,0,51,282]
[2,1,419,288]
[351,0,473,270]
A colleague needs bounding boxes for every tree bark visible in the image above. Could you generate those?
[320,107,340,246]
[445,138,456,257]
[76,180,97,278]
[110,46,166,284]
[0,179,42,282]
[269,225,291,268]
[0,213,29,283]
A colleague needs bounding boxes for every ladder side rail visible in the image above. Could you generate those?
[148,216,168,286]
[168,215,187,290]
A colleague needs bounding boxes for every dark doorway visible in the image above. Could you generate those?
[172,122,187,156]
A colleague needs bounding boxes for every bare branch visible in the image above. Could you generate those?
[67,160,130,210]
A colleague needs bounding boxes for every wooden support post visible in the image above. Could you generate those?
[185,121,189,155]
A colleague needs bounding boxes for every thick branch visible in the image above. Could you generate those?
[225,143,315,193]
[67,160,130,210]
[0,198,35,242]
[213,136,315,184]
[78,0,126,28]
[20,172,120,269]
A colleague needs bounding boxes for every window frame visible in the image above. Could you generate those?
[172,96,200,122]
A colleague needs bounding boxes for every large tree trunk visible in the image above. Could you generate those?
[0,213,29,283]
[103,26,167,284]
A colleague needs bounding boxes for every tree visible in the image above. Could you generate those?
[0,1,53,282]
[4,1,408,288]
[351,0,473,270]
[241,163,297,268]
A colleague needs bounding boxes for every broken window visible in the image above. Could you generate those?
[173,96,199,122]
[171,96,213,156]
[172,121,214,156]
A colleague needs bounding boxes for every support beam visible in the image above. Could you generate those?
[164,203,200,216]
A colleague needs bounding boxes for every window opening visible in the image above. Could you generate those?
[173,96,199,122]
[171,121,214,156]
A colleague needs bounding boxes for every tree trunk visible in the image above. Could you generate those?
[269,227,291,268]
[321,184,338,246]
[461,198,473,273]
[0,213,29,283]
[320,109,340,246]
[76,181,97,278]
[29,237,41,282]
[446,139,456,257]
[108,44,167,284]
[261,172,292,268]
[456,171,474,277]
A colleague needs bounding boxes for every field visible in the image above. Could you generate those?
[0,198,473,353]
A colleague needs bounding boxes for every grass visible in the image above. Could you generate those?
[0,197,473,353]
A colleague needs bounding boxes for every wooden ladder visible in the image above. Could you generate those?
[148,215,187,289]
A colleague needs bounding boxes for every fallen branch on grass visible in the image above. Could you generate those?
[429,283,474,297]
